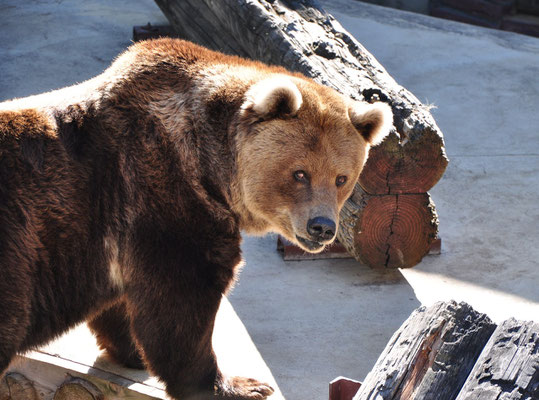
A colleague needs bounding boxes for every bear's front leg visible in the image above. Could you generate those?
[125,228,274,399]
[88,301,145,369]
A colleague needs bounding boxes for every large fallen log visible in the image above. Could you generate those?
[330,302,539,400]
[154,0,448,268]
[352,301,496,400]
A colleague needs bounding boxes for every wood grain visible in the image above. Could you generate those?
[339,187,439,268]
[455,318,539,400]
[54,377,104,400]
[353,301,496,400]
[0,373,38,400]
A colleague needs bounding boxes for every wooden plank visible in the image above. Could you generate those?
[352,301,496,400]
[430,0,515,21]
[10,352,164,400]
[430,5,502,28]
[329,377,362,400]
[502,13,539,37]
[455,318,539,400]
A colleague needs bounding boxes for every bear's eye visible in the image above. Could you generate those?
[336,175,348,187]
[293,170,309,183]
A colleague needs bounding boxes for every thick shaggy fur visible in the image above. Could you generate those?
[0,39,392,399]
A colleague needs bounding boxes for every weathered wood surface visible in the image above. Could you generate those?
[0,373,39,400]
[154,0,447,268]
[8,352,164,400]
[353,301,496,400]
[54,377,104,400]
[455,318,539,400]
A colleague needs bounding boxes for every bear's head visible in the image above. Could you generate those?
[236,75,393,253]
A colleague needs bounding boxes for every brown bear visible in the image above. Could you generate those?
[0,39,392,399]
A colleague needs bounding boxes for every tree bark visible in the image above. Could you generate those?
[353,301,496,400]
[154,0,448,268]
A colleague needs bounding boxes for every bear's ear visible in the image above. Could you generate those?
[241,77,303,120]
[348,101,393,146]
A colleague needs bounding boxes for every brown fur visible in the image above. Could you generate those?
[0,39,392,399]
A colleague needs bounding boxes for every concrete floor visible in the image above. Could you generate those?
[1,1,538,399]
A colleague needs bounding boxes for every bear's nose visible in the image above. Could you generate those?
[307,216,336,242]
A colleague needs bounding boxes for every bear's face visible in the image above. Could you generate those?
[237,76,392,253]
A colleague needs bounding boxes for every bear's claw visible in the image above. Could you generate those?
[218,376,275,399]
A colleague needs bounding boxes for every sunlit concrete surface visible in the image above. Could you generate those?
[1,1,538,400]
[320,0,539,321]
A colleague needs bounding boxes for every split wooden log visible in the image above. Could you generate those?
[352,301,496,400]
[455,319,539,400]
[154,0,448,268]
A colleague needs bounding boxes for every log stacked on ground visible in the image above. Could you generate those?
[348,301,539,400]
[339,187,439,268]
[352,301,496,400]
[154,0,448,268]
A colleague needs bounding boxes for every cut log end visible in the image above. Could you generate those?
[360,129,449,195]
[340,191,439,268]
[54,377,104,400]
[0,373,38,400]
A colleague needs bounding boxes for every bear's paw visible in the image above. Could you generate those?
[216,376,274,399]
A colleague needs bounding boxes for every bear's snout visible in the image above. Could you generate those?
[307,216,336,242]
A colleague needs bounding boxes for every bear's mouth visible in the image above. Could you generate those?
[296,235,325,252]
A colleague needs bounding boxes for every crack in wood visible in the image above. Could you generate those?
[384,194,398,268]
